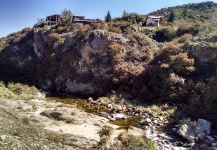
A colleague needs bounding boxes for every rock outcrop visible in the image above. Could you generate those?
[0,25,158,96]
[177,118,211,142]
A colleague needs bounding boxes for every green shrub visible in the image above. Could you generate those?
[176,24,200,37]
[98,125,113,139]
[121,12,145,24]
[22,117,30,125]
[108,26,122,33]
[153,27,177,42]
[0,81,43,100]
[97,125,113,149]
[113,132,157,150]
[169,52,195,75]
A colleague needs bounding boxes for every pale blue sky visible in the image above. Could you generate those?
[0,0,216,37]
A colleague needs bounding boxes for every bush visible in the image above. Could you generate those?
[0,41,6,52]
[153,27,177,42]
[112,132,157,150]
[176,24,200,37]
[169,52,195,75]
[48,33,64,49]
[121,12,145,24]
[0,81,44,100]
[97,125,113,149]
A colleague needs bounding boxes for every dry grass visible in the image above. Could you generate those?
[0,81,43,100]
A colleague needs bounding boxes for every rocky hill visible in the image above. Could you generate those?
[149,1,217,24]
[0,22,159,96]
[0,2,217,127]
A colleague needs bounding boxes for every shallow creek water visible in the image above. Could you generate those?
[46,97,187,145]
[46,97,141,129]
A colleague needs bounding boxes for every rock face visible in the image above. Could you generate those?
[0,25,158,96]
[177,118,211,142]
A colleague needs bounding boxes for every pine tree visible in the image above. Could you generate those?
[122,10,127,17]
[167,10,175,23]
[183,8,188,17]
[105,11,111,22]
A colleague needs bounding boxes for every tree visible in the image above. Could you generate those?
[167,10,176,23]
[183,8,188,17]
[105,11,111,22]
[61,9,73,24]
[121,11,145,24]
[122,10,128,18]
[37,18,45,24]
[34,18,46,28]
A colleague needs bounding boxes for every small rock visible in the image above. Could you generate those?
[172,128,178,132]
[107,104,112,109]
[206,135,215,141]
[88,97,93,102]
[212,143,217,147]
[198,132,206,140]
[112,113,127,120]
[116,106,122,111]
[100,112,111,119]
[200,143,208,149]
[175,124,179,128]
[134,113,140,116]
[175,141,184,147]
[187,136,195,143]
[159,116,164,121]
[187,142,195,147]
[153,120,158,124]
[146,118,152,122]
[140,118,151,125]
[0,135,7,141]
[164,120,169,124]
[110,118,116,121]
[196,118,211,134]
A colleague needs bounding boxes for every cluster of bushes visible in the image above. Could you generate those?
[1,14,217,127]
[0,81,43,100]
[47,33,64,49]
[130,35,195,103]
[96,126,156,150]
[153,24,200,42]
[121,11,145,24]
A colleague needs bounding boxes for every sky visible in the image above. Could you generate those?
[0,0,216,38]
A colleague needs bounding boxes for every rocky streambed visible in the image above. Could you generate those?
[47,95,217,150]
[0,95,217,150]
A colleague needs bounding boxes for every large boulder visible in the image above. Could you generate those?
[177,118,211,142]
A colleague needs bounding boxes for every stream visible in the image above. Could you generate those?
[46,97,189,150]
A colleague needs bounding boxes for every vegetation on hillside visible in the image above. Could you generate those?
[0,2,217,126]
[149,1,217,25]
[0,81,44,100]
[105,11,112,22]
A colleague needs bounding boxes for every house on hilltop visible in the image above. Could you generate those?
[45,14,99,26]
[46,14,61,26]
[145,16,163,27]
[73,16,100,25]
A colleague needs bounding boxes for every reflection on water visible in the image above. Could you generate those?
[46,97,141,129]
[46,97,187,143]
